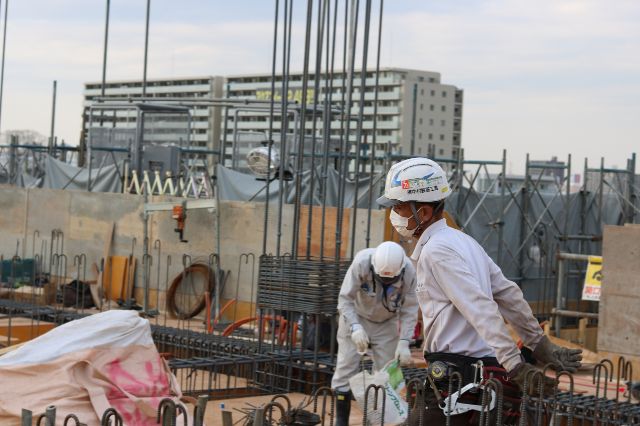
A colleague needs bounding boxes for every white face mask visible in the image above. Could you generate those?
[389,209,416,238]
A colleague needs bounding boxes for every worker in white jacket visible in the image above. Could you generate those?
[332,241,419,426]
[377,157,582,425]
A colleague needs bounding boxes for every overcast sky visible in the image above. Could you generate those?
[1,0,639,174]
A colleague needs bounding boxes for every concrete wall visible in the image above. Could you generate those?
[0,186,386,315]
[598,224,640,356]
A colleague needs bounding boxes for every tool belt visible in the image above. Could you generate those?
[423,352,522,424]
[425,352,505,387]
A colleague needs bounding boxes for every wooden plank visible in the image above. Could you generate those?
[0,335,20,348]
[296,205,350,258]
[95,223,115,309]
[103,256,129,302]
[0,321,55,344]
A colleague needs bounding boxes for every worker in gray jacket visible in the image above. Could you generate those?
[332,241,419,426]
[377,157,582,425]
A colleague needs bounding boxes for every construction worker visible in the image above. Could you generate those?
[332,241,419,426]
[377,157,582,424]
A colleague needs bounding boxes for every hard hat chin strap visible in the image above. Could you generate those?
[409,202,423,227]
[409,200,445,236]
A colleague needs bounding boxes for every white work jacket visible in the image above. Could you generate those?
[411,218,543,372]
[338,248,419,341]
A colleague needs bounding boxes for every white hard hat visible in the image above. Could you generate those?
[376,157,451,207]
[371,241,406,279]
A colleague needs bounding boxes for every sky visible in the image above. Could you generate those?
[1,0,639,174]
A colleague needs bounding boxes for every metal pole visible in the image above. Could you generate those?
[142,0,151,97]
[563,153,571,250]
[628,153,636,223]
[410,82,417,155]
[496,149,506,266]
[555,255,565,336]
[598,157,604,232]
[142,192,149,313]
[221,83,230,165]
[8,133,15,183]
[100,0,110,127]
[0,0,9,134]
[518,153,530,285]
[49,80,57,155]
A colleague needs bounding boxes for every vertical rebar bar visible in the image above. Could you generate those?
[305,0,329,260]
[276,0,293,256]
[349,0,372,259]
[0,0,9,134]
[319,0,338,260]
[142,0,151,97]
[335,0,359,261]
[261,0,280,256]
[100,0,110,109]
[49,80,57,155]
[364,0,383,248]
[291,0,315,259]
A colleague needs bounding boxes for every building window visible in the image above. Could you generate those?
[420,104,424,110]
[441,119,445,126]
[442,91,447,97]
[419,118,423,125]
[439,148,444,155]
[430,89,435,96]
[421,88,424,96]
[440,134,445,141]
[419,132,422,139]
[430,104,434,111]
[441,105,446,112]
[429,118,434,125]
[428,133,433,140]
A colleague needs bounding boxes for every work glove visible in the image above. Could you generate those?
[350,324,369,354]
[395,339,412,366]
[509,362,558,397]
[532,335,583,373]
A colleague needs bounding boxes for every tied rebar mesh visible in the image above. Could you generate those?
[257,255,351,315]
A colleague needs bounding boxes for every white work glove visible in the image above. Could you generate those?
[395,339,412,366]
[350,324,369,354]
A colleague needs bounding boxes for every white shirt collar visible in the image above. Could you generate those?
[410,218,448,261]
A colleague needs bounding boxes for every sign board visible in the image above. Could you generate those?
[582,256,603,301]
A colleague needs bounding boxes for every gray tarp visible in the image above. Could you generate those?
[445,188,626,301]
[216,164,384,209]
[43,156,122,193]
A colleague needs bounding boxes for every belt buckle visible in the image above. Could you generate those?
[427,360,450,381]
